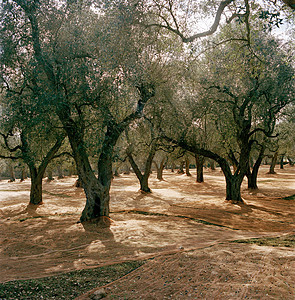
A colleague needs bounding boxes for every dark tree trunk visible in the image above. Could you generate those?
[280,155,284,169]
[29,168,44,205]
[185,156,191,176]
[75,177,83,188]
[269,152,278,174]
[195,154,204,183]
[246,145,265,189]
[171,162,175,172]
[225,174,244,203]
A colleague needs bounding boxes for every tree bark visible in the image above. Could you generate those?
[195,154,204,183]
[225,174,244,203]
[153,157,167,181]
[269,151,278,174]
[209,159,216,170]
[280,155,284,169]
[20,166,27,182]
[177,161,185,174]
[29,167,44,205]
[8,163,16,182]
[246,146,265,189]
[185,156,191,176]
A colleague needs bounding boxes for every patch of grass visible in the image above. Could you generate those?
[0,260,145,299]
[232,235,295,248]
[283,194,295,200]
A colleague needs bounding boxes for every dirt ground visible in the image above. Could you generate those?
[0,165,295,299]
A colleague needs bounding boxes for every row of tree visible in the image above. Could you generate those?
[0,0,294,222]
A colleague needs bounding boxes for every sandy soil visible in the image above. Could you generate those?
[0,165,295,299]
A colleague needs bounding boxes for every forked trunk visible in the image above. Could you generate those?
[153,157,166,181]
[80,177,109,221]
[218,159,244,203]
[246,146,264,190]
[225,175,244,203]
[127,143,156,193]
[140,175,151,193]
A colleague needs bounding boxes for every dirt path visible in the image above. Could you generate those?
[1,165,295,298]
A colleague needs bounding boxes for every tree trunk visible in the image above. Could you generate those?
[246,146,265,189]
[217,156,244,203]
[8,163,15,182]
[280,155,284,169]
[209,159,216,170]
[269,152,278,174]
[47,169,54,181]
[185,156,191,176]
[195,154,204,183]
[153,157,166,181]
[178,161,185,174]
[20,166,27,182]
[171,162,175,172]
[113,168,120,177]
[225,174,244,203]
[127,143,156,193]
[29,167,44,205]
[57,165,64,179]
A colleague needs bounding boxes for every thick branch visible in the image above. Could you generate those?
[147,0,234,42]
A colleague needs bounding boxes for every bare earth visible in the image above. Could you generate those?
[0,165,295,299]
